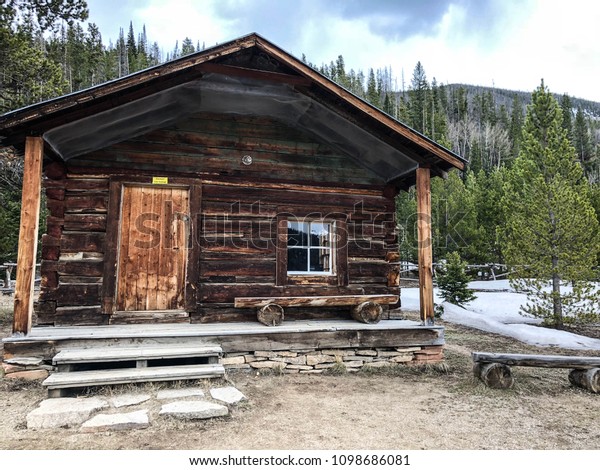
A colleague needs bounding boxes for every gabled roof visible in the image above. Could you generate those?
[0,33,465,187]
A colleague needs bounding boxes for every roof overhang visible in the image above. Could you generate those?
[0,33,466,187]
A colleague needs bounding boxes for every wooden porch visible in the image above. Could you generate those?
[3,319,444,395]
[3,319,444,361]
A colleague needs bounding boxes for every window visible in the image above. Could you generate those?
[287,221,333,274]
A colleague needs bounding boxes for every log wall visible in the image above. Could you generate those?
[37,166,109,326]
[195,180,398,323]
[35,112,400,326]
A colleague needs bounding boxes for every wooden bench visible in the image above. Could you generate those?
[234,294,399,326]
[472,352,600,393]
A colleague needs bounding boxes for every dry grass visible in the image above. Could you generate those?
[1,307,600,450]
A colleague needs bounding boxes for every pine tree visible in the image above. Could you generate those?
[335,55,349,89]
[181,37,195,56]
[573,106,593,174]
[560,94,573,140]
[502,81,600,327]
[408,61,428,133]
[126,21,137,71]
[366,68,380,108]
[86,23,104,86]
[137,25,149,70]
[436,251,476,313]
[431,171,480,263]
[508,93,523,159]
[472,168,506,264]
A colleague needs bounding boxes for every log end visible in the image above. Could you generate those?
[257,303,284,327]
[350,301,383,324]
[475,362,514,389]
[569,368,600,393]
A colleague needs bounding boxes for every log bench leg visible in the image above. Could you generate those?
[351,301,383,324]
[257,303,284,326]
[569,368,600,393]
[474,362,514,389]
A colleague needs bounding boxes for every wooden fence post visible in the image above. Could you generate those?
[416,166,434,324]
[13,136,43,335]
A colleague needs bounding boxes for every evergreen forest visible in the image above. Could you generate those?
[1,1,599,324]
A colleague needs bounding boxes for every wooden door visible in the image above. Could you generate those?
[116,186,189,311]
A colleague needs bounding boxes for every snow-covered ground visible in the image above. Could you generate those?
[401,281,600,351]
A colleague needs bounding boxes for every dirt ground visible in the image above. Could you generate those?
[0,297,599,451]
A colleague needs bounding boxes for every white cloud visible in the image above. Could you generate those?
[87,0,600,101]
[131,0,235,52]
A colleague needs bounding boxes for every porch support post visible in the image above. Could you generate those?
[13,136,43,335]
[416,165,434,325]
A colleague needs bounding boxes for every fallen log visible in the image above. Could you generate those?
[568,368,600,393]
[350,301,383,324]
[257,303,284,326]
[473,362,514,389]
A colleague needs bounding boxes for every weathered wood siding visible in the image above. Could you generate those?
[38,170,109,326]
[196,180,398,323]
[70,113,383,186]
[35,113,399,326]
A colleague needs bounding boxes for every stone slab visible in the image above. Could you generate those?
[27,397,109,430]
[221,356,246,365]
[223,364,252,370]
[249,361,282,369]
[156,388,205,400]
[81,410,149,433]
[109,393,152,408]
[306,354,335,365]
[159,400,228,420]
[5,357,44,366]
[5,369,49,381]
[364,361,391,368]
[210,386,246,405]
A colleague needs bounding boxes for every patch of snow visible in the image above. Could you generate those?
[400,281,600,351]
[468,280,513,291]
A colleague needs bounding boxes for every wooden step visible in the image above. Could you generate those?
[43,363,225,393]
[52,344,222,365]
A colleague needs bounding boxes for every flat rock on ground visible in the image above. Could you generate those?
[156,388,205,400]
[81,410,150,433]
[210,386,246,405]
[109,393,152,408]
[27,397,109,430]
[159,400,229,420]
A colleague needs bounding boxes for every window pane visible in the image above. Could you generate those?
[310,248,330,272]
[310,222,330,248]
[288,221,308,247]
[288,248,308,272]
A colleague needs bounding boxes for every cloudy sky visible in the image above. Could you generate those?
[85,0,600,102]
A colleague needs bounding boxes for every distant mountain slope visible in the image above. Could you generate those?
[445,83,600,118]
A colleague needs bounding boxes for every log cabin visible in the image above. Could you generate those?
[0,33,466,391]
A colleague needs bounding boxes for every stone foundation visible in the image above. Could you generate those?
[220,345,444,373]
[1,356,51,380]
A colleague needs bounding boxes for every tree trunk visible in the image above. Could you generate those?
[551,254,563,328]
[350,301,383,324]
[569,368,600,393]
[473,362,514,389]
[257,303,284,326]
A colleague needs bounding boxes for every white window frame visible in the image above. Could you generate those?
[287,220,334,275]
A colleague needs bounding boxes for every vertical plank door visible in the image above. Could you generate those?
[116,186,189,311]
